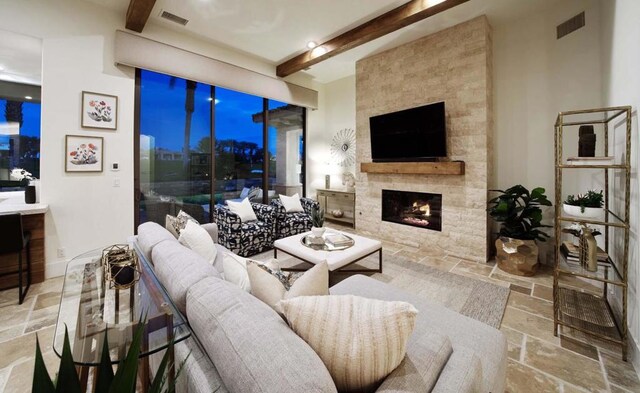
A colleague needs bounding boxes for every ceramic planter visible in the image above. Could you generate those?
[311,226,326,238]
[495,237,539,277]
[563,204,602,219]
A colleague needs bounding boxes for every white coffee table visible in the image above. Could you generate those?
[273,230,382,275]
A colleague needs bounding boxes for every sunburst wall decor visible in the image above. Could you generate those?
[330,128,356,167]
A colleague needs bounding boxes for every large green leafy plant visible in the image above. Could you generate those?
[33,321,182,393]
[487,185,552,242]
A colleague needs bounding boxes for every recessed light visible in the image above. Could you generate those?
[306,41,317,49]
[24,96,32,100]
[312,46,327,56]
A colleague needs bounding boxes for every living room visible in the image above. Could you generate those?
[0,0,639,392]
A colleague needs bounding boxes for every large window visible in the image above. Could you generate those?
[136,70,306,227]
[0,95,41,189]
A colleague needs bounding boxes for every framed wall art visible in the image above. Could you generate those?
[81,91,118,130]
[65,135,104,172]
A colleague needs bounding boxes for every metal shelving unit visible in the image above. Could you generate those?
[553,106,632,361]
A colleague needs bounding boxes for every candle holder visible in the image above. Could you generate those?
[102,244,140,290]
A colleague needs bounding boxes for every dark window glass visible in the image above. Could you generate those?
[135,70,306,228]
[138,70,212,224]
[0,98,41,189]
[214,87,264,204]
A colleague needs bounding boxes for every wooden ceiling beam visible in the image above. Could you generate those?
[276,0,470,78]
[125,0,157,33]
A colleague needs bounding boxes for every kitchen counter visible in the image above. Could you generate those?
[0,191,48,215]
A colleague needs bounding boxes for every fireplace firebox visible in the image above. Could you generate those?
[381,190,442,231]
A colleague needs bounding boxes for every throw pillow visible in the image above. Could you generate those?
[247,186,262,201]
[222,252,277,292]
[247,261,328,311]
[280,193,304,213]
[167,210,200,236]
[279,295,418,393]
[178,220,218,266]
[165,214,179,238]
[227,198,258,222]
[239,187,251,199]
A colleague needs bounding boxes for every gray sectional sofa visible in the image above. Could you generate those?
[134,222,507,393]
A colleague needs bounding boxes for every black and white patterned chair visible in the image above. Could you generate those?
[213,203,275,257]
[271,197,320,240]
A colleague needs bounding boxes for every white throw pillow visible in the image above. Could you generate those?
[227,198,258,222]
[222,253,252,292]
[248,261,329,311]
[279,295,418,392]
[178,220,217,266]
[280,193,304,213]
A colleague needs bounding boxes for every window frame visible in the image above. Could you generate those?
[133,69,307,232]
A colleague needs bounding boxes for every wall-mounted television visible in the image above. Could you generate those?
[369,101,446,162]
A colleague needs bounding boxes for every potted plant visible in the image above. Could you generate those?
[311,205,325,238]
[487,185,552,276]
[563,190,604,218]
[33,321,182,392]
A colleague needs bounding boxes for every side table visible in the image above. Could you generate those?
[53,246,190,391]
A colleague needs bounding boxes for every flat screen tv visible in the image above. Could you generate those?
[369,101,446,162]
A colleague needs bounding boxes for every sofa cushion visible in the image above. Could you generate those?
[152,240,221,316]
[376,332,453,392]
[137,222,178,263]
[187,277,337,393]
[279,295,418,393]
[330,275,507,393]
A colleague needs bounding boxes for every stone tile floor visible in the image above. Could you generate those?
[0,226,638,392]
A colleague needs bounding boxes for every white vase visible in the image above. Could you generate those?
[563,204,602,219]
[311,227,326,238]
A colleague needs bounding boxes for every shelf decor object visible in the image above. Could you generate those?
[102,244,140,290]
[553,105,632,361]
[330,128,356,167]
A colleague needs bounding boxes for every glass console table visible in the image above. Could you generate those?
[53,246,190,391]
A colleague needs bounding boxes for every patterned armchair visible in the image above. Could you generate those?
[213,203,275,257]
[271,197,320,240]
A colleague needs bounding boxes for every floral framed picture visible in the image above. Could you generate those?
[65,135,104,172]
[81,91,118,130]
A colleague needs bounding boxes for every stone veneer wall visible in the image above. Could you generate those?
[355,16,493,263]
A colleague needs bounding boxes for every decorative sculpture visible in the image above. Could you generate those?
[342,172,356,192]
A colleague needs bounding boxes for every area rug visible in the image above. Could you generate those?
[254,249,510,329]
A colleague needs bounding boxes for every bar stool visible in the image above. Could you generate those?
[0,213,31,304]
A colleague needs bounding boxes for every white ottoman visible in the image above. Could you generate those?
[273,230,382,274]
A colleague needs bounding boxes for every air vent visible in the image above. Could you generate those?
[160,10,189,26]
[557,12,585,39]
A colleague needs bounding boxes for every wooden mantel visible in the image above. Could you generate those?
[360,161,465,175]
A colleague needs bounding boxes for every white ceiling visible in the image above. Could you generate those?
[87,0,556,83]
[0,29,42,86]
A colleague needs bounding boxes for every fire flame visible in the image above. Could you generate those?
[412,202,431,217]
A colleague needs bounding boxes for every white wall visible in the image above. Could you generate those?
[0,0,310,276]
[493,0,602,193]
[600,0,640,371]
[307,75,356,196]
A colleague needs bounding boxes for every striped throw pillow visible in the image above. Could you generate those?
[278,295,418,392]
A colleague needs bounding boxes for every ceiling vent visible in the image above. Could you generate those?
[557,12,585,39]
[160,10,189,26]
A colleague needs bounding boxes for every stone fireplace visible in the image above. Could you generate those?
[382,190,442,231]
[355,16,492,262]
